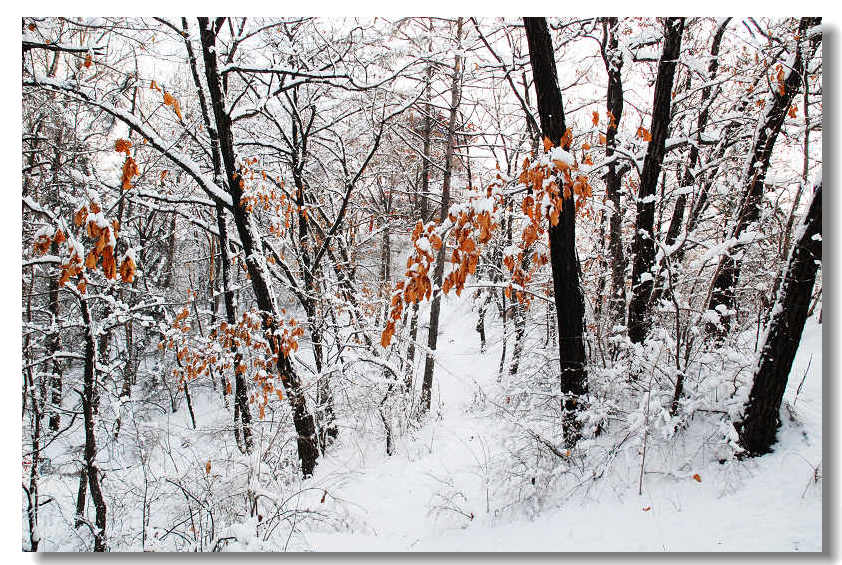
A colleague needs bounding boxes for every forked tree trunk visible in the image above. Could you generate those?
[185,16,254,454]
[653,18,730,308]
[199,18,319,477]
[523,17,588,448]
[738,176,821,455]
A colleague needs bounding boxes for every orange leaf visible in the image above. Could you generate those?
[542,136,553,152]
[205,460,211,475]
[642,506,651,512]
[114,138,132,154]
[120,256,136,283]
[692,473,702,483]
[102,247,117,279]
[592,111,599,126]
[33,235,51,255]
[74,206,88,227]
[561,128,573,150]
[83,54,92,68]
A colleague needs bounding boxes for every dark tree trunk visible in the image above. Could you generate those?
[405,301,420,391]
[74,466,88,529]
[601,17,627,330]
[706,17,821,336]
[509,250,532,376]
[47,247,63,431]
[217,206,253,453]
[198,18,319,477]
[25,369,42,551]
[738,176,821,455]
[653,18,730,307]
[47,136,64,431]
[420,17,463,415]
[79,298,107,552]
[186,17,254,454]
[627,17,684,345]
[523,17,588,448]
[420,26,434,222]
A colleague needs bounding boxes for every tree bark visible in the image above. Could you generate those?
[627,17,684,345]
[80,298,107,551]
[523,17,588,448]
[601,17,628,330]
[706,17,821,336]
[738,176,821,455]
[198,18,319,477]
[420,17,463,415]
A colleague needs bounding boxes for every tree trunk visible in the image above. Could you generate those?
[74,466,88,529]
[47,247,63,431]
[706,17,821,336]
[216,206,253,453]
[523,17,588,448]
[420,23,434,222]
[627,17,684,344]
[601,17,627,331]
[738,176,821,455]
[198,18,319,477]
[653,18,730,307]
[80,298,107,552]
[420,17,463,415]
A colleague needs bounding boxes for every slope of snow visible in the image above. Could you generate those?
[294,299,822,552]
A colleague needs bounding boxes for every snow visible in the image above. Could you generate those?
[288,297,822,552]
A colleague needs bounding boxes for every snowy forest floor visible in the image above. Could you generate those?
[30,294,822,552]
[298,297,823,552]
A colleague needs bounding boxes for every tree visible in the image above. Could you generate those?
[598,16,628,331]
[706,17,822,336]
[420,17,464,415]
[738,175,821,455]
[626,17,684,344]
[523,17,587,447]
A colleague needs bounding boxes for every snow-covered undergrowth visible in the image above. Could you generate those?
[27,293,821,552]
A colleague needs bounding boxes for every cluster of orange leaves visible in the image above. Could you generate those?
[507,134,592,305]
[150,80,183,121]
[635,126,652,142]
[160,306,303,419]
[774,63,786,96]
[380,133,593,347]
[381,220,440,347]
[115,138,138,191]
[233,159,296,245]
[33,200,136,292]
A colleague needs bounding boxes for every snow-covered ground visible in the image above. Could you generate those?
[19,293,822,553]
[296,296,823,552]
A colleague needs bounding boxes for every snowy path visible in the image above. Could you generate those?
[300,299,822,552]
